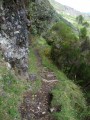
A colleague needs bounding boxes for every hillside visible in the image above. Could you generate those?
[49,0,81,16]
[49,0,90,23]
[49,0,90,17]
[28,0,78,35]
[0,0,90,120]
[49,0,90,37]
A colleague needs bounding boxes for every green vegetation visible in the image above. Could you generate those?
[0,0,90,120]
[31,36,87,120]
[79,27,87,39]
[0,52,34,120]
[76,15,90,38]
[76,15,84,24]
[43,57,87,120]
[43,22,90,120]
[0,71,24,120]
[28,48,38,75]
[0,48,42,120]
[83,21,89,27]
[44,21,78,44]
[28,47,42,92]
[52,81,86,120]
[0,72,21,120]
[76,15,89,28]
[44,22,90,87]
[28,0,59,35]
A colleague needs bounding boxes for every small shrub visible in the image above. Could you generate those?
[79,27,87,40]
[76,15,84,24]
[82,21,89,27]
[44,47,51,58]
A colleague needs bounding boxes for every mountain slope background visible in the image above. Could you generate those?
[49,0,90,17]
[49,0,90,24]
[49,0,90,37]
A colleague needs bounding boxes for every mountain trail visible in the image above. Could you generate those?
[20,47,58,120]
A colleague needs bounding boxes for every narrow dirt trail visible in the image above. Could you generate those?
[34,48,58,82]
[20,47,59,120]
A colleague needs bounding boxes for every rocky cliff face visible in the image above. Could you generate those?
[0,0,60,78]
[0,0,30,77]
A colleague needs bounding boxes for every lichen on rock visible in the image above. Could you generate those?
[0,0,30,77]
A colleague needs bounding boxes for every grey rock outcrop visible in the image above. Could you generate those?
[0,0,30,77]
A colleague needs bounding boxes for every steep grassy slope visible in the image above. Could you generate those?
[29,36,88,120]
